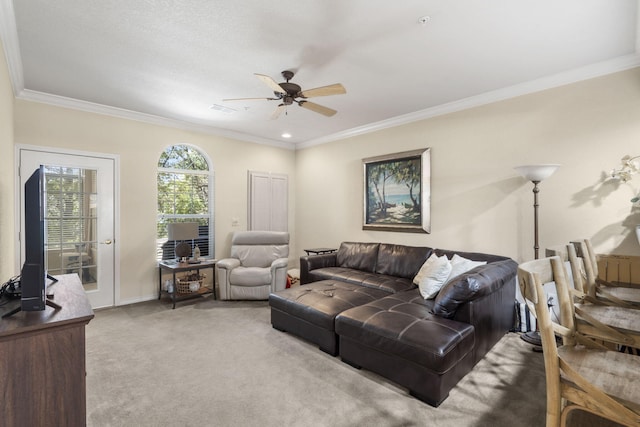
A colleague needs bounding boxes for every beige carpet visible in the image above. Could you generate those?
[85,297,621,427]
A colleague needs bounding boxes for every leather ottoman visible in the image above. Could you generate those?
[269,280,390,355]
[335,289,475,407]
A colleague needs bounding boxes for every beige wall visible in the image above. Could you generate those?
[296,68,640,262]
[12,101,296,303]
[3,34,640,303]
[0,40,15,281]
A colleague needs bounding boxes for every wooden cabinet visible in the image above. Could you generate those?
[0,274,94,426]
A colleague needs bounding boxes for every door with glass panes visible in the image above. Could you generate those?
[19,148,116,308]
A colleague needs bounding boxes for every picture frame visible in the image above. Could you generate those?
[363,148,431,233]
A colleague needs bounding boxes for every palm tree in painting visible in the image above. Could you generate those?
[367,157,421,224]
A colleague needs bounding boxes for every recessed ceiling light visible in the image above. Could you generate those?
[281,133,292,138]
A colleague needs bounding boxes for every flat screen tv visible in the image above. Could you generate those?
[20,165,47,311]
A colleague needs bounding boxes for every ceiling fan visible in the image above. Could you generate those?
[223,70,346,119]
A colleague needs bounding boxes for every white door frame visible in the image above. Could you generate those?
[15,144,121,306]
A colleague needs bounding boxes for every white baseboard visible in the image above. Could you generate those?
[116,294,158,307]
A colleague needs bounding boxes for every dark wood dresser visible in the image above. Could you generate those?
[0,274,94,426]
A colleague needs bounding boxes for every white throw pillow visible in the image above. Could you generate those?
[446,254,486,283]
[414,253,453,300]
[413,253,439,285]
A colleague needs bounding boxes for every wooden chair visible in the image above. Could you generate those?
[545,243,619,306]
[562,243,640,350]
[547,243,640,353]
[572,239,640,307]
[518,256,640,427]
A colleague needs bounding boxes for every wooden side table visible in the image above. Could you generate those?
[158,259,217,308]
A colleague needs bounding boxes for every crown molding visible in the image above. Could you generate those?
[16,51,640,152]
[11,52,640,152]
[1,0,292,149]
[17,89,295,150]
[0,0,24,95]
[298,54,640,150]
[3,0,638,152]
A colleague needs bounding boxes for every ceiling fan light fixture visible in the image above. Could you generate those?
[225,70,345,119]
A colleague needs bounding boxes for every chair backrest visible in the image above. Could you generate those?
[519,256,640,426]
[518,256,577,344]
[518,256,576,425]
[544,245,567,260]
[565,243,590,296]
[230,231,289,268]
[570,239,598,297]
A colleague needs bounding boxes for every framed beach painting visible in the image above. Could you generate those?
[362,148,431,233]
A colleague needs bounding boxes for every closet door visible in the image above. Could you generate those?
[248,171,288,232]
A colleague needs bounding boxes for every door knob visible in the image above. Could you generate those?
[102,239,113,245]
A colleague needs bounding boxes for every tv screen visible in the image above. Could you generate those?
[21,165,47,311]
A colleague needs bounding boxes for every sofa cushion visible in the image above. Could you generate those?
[376,244,432,279]
[433,259,518,319]
[335,289,475,374]
[414,253,453,299]
[230,266,271,286]
[269,280,390,331]
[307,267,415,294]
[336,242,379,273]
[446,254,487,283]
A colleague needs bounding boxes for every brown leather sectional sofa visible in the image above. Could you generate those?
[269,242,517,407]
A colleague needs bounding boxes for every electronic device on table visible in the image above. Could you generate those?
[2,166,60,319]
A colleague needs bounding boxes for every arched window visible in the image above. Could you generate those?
[156,145,213,260]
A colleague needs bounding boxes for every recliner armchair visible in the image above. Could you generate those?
[216,231,289,300]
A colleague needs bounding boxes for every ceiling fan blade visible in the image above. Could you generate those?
[222,97,277,102]
[271,104,286,120]
[298,100,337,117]
[255,73,286,94]
[300,83,346,98]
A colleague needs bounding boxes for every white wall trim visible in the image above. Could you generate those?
[16,143,122,162]
[3,0,639,152]
[17,89,296,151]
[19,51,640,153]
[0,0,24,95]
[298,54,640,149]
[115,294,157,307]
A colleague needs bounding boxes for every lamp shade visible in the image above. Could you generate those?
[167,222,199,241]
[514,164,561,182]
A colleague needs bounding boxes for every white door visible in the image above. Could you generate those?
[19,147,117,308]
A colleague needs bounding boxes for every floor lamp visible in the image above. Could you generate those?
[515,164,560,346]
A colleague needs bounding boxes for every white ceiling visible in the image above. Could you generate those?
[1,0,639,148]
